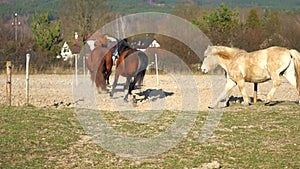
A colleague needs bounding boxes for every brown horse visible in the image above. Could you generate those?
[110,39,148,101]
[201,45,300,108]
[86,34,114,92]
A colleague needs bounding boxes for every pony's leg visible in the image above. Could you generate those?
[266,74,281,104]
[110,72,120,97]
[210,78,236,108]
[236,79,250,105]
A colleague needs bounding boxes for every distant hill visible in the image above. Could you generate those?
[0,0,299,20]
[0,0,59,20]
[196,0,300,10]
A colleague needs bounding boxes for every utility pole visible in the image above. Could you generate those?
[12,13,21,42]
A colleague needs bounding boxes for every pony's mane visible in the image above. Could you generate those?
[215,46,246,60]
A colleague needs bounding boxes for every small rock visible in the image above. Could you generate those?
[200,161,221,169]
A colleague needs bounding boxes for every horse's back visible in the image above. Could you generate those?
[230,46,292,83]
[265,47,292,73]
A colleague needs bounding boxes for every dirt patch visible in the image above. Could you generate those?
[0,74,298,110]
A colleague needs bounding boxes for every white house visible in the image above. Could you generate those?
[130,37,160,52]
[60,41,73,61]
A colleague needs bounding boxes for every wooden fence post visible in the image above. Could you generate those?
[254,83,258,104]
[25,54,30,105]
[6,61,12,106]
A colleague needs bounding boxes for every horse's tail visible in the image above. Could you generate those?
[290,49,300,103]
[86,53,96,84]
[137,51,148,86]
[88,47,107,89]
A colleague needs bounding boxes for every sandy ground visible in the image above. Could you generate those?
[0,74,298,111]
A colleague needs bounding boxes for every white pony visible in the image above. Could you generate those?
[201,45,300,108]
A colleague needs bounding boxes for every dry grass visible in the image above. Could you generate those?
[0,103,299,168]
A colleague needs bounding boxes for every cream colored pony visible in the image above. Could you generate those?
[201,45,300,108]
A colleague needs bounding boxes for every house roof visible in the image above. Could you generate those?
[130,37,156,49]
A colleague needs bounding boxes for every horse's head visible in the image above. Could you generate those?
[117,39,131,54]
[201,46,219,73]
[94,34,109,48]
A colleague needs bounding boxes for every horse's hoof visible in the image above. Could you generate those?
[242,102,251,106]
[265,100,271,106]
[208,105,215,109]
[265,101,277,106]
[124,98,129,102]
[132,95,137,104]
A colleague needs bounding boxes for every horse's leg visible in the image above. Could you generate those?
[124,77,131,90]
[210,78,236,109]
[110,71,120,98]
[236,79,250,105]
[266,74,281,104]
[129,75,139,95]
[106,71,112,86]
[137,69,146,86]
[123,76,131,102]
[283,61,297,88]
[283,64,299,104]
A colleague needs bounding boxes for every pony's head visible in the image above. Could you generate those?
[201,45,219,73]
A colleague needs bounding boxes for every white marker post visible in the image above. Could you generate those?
[25,53,30,105]
[75,54,78,86]
[155,53,159,87]
[83,55,86,77]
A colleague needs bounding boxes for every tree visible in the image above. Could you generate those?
[245,8,261,29]
[234,7,264,51]
[262,10,281,37]
[30,13,63,71]
[202,3,239,45]
[59,0,113,42]
[260,10,283,47]
[30,13,62,53]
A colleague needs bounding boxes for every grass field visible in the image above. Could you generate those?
[0,103,299,168]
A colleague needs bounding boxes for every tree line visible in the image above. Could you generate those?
[1,2,300,72]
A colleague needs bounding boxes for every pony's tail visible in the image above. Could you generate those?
[290,49,300,103]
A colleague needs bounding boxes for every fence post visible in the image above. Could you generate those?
[253,83,258,104]
[25,54,30,105]
[83,55,86,77]
[6,61,12,106]
[155,53,159,87]
[75,54,78,86]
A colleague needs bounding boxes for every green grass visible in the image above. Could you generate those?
[0,103,299,168]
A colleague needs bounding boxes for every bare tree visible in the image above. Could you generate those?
[59,0,113,42]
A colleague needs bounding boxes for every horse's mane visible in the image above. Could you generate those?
[117,39,133,54]
[215,46,246,60]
